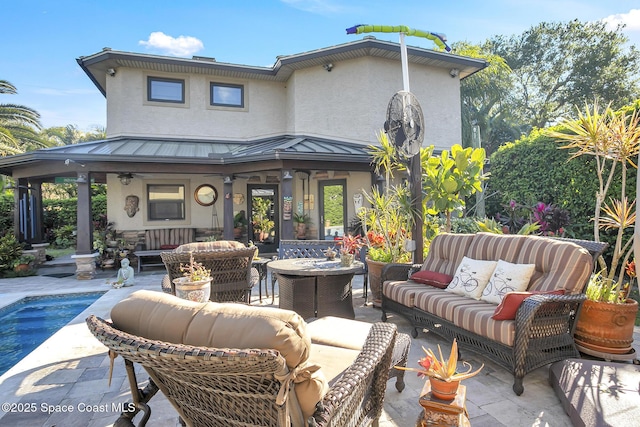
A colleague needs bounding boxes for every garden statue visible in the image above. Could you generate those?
[111,258,135,288]
[124,195,140,218]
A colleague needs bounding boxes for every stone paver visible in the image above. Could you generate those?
[0,264,638,426]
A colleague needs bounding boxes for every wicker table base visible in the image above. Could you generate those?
[269,258,362,319]
[276,272,356,319]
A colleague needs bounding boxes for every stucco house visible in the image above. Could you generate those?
[0,36,486,277]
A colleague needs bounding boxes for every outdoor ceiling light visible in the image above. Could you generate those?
[118,173,133,186]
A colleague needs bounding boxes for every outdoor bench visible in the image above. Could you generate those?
[381,232,604,395]
[134,228,196,272]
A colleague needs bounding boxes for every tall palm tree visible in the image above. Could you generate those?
[0,80,44,155]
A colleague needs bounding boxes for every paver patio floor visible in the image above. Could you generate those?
[0,265,638,426]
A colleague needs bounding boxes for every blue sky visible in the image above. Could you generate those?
[2,0,639,131]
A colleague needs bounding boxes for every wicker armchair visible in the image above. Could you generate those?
[161,246,257,303]
[85,291,398,427]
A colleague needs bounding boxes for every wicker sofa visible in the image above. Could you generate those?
[87,290,400,427]
[381,232,596,395]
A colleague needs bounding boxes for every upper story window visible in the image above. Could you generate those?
[147,184,185,221]
[148,77,185,103]
[211,83,244,108]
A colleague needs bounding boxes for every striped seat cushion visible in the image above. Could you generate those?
[383,280,426,306]
[414,287,484,323]
[450,303,515,346]
[515,236,592,294]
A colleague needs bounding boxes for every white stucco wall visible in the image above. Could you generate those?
[106,174,236,230]
[105,56,461,151]
[106,69,288,140]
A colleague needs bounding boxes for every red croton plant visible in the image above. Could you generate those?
[338,234,365,255]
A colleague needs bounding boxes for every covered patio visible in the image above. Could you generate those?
[2,265,637,426]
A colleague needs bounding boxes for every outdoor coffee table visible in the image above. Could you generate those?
[268,258,363,319]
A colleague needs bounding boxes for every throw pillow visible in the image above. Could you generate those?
[481,260,536,305]
[492,290,565,320]
[445,257,497,299]
[410,270,453,289]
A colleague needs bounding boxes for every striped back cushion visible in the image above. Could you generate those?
[422,233,475,276]
[176,240,245,253]
[170,228,194,246]
[145,228,195,250]
[515,236,592,294]
[465,232,526,263]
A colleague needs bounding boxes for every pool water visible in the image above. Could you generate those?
[0,292,105,376]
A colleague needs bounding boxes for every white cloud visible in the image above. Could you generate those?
[602,9,640,32]
[139,32,204,57]
[280,0,347,14]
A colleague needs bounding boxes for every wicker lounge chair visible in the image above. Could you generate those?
[160,243,257,303]
[86,290,398,427]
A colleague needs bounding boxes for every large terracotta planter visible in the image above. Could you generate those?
[173,277,212,303]
[575,298,638,354]
[366,259,388,308]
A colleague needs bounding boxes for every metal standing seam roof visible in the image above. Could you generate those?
[0,135,373,167]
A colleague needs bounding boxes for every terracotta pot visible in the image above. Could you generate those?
[366,259,387,308]
[173,277,211,303]
[340,253,354,267]
[428,377,459,401]
[296,223,307,239]
[575,298,638,354]
[14,263,30,272]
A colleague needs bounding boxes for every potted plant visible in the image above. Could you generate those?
[13,254,35,272]
[548,102,639,354]
[338,234,365,266]
[252,198,274,242]
[574,264,639,354]
[359,184,414,306]
[172,252,212,303]
[293,212,313,239]
[397,338,483,400]
[234,211,248,238]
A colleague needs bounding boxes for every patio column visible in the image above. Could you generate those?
[223,176,233,240]
[281,170,294,240]
[74,171,97,279]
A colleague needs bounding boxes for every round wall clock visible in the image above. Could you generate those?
[194,184,218,206]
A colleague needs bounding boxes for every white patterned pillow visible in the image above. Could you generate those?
[445,257,497,300]
[481,260,536,305]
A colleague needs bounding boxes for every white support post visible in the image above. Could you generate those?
[400,32,410,92]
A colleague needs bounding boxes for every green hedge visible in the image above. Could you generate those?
[486,128,636,241]
[0,192,107,244]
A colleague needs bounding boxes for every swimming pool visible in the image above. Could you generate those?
[0,292,105,376]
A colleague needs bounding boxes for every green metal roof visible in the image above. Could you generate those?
[0,135,372,172]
